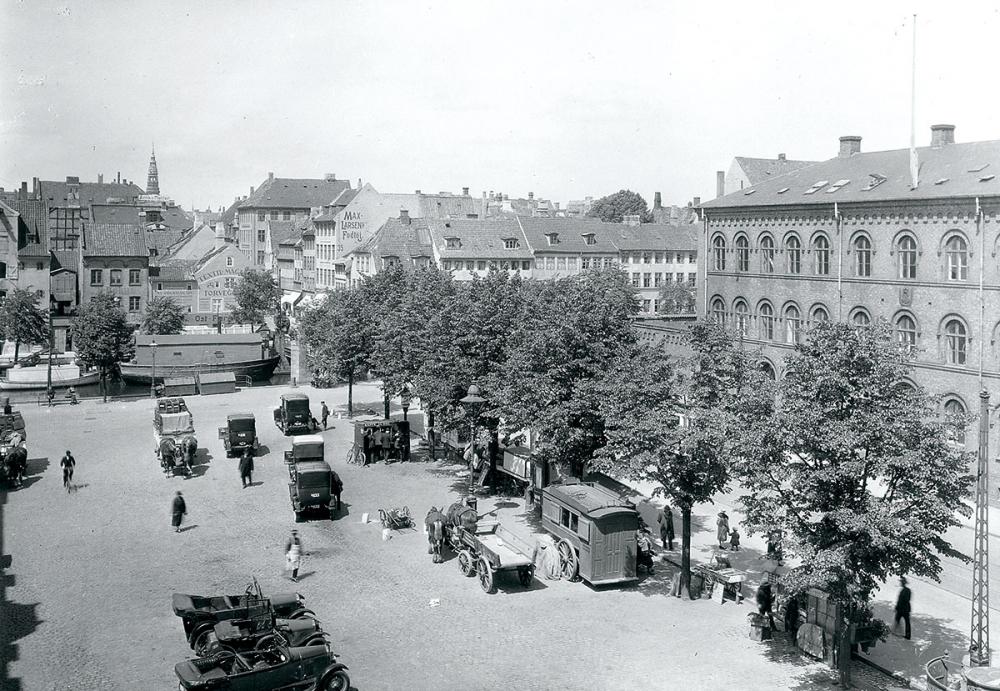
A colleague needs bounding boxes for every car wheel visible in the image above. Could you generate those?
[294,510,304,523]
[302,634,326,647]
[191,627,215,656]
[290,607,317,620]
[254,634,278,650]
[322,670,350,691]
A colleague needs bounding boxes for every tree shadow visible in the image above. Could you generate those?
[859,602,968,685]
[0,489,42,690]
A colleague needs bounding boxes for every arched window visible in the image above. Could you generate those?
[853,235,872,277]
[710,296,726,323]
[735,235,750,272]
[897,234,917,279]
[758,301,774,341]
[810,304,829,325]
[712,235,727,271]
[786,235,801,274]
[943,397,968,445]
[733,300,750,336]
[944,318,968,365]
[850,307,871,328]
[784,304,801,345]
[760,360,776,380]
[946,235,968,281]
[813,234,830,275]
[760,235,775,273]
[895,313,917,353]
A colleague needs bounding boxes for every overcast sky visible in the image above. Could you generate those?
[3,0,999,211]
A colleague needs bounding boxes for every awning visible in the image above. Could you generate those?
[280,292,301,307]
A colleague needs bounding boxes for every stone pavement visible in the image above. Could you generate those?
[1,381,896,690]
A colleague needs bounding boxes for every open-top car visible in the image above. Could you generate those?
[193,615,329,657]
[174,643,349,691]
[173,579,315,646]
[218,413,258,458]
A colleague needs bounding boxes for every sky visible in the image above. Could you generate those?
[3,0,1000,211]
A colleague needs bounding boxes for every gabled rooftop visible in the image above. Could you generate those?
[238,175,351,210]
[83,224,148,257]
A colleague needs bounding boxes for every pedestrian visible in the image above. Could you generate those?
[729,527,741,551]
[362,427,372,465]
[380,427,391,463]
[320,401,330,430]
[894,577,912,640]
[171,490,187,532]
[393,429,404,462]
[285,529,303,582]
[658,504,675,551]
[783,594,801,644]
[330,470,343,512]
[60,449,76,492]
[239,449,254,488]
[717,511,730,550]
[756,580,776,630]
[3,397,12,414]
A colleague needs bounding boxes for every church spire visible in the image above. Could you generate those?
[146,146,160,196]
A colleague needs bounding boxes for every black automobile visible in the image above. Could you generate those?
[175,644,349,691]
[218,413,258,458]
[193,615,329,656]
[274,393,316,435]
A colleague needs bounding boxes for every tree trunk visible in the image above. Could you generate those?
[13,339,19,364]
[101,366,108,402]
[680,504,692,599]
[347,371,354,418]
[428,410,436,460]
[383,390,390,419]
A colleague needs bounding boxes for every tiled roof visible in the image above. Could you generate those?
[83,224,148,257]
[40,180,145,206]
[352,218,434,260]
[608,223,699,251]
[267,220,301,252]
[734,156,818,186]
[51,250,78,271]
[90,203,192,233]
[19,242,48,259]
[330,187,359,208]
[220,198,242,226]
[153,260,198,281]
[6,199,48,248]
[146,228,185,255]
[418,193,480,219]
[704,140,1000,209]
[517,216,619,253]
[238,177,351,210]
[425,218,532,259]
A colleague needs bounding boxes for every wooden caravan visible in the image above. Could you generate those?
[541,482,639,586]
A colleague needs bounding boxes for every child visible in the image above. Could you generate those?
[729,527,741,551]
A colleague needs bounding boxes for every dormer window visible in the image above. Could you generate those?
[445,237,461,249]
[546,233,560,245]
[503,238,520,250]
[582,233,596,246]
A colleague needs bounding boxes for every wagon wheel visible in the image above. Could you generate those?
[557,539,579,581]
[477,557,495,594]
[458,550,476,576]
[518,565,534,587]
[255,634,278,650]
[378,509,390,528]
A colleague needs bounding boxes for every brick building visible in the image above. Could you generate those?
[80,223,149,325]
[700,125,1000,450]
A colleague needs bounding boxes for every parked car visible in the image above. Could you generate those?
[174,643,349,691]
[218,413,258,458]
[194,615,328,656]
[274,393,316,435]
[289,462,339,522]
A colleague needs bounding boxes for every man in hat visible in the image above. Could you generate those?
[171,491,187,532]
[320,401,330,430]
[658,504,675,551]
[894,577,912,639]
[285,529,303,582]
[60,449,76,492]
[239,448,254,488]
[717,511,730,550]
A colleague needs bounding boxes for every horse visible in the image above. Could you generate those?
[159,437,178,474]
[180,436,198,474]
[445,501,478,533]
[425,507,447,563]
[2,445,26,487]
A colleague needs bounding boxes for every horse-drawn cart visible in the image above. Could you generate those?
[448,521,535,594]
[154,397,197,476]
[0,411,27,488]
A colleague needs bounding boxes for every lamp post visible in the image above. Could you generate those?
[460,384,486,490]
[150,339,158,398]
[400,386,411,421]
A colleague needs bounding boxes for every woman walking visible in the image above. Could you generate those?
[717,511,730,550]
[171,491,187,533]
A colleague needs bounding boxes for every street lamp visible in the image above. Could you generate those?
[400,385,412,421]
[149,339,158,398]
[460,385,486,490]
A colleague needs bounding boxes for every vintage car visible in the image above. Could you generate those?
[273,393,316,435]
[172,580,315,645]
[174,644,349,691]
[218,413,258,458]
[193,615,328,656]
[289,457,340,522]
[283,435,324,467]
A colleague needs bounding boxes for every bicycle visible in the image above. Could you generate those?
[345,444,364,466]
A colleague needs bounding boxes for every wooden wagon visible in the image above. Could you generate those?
[541,482,639,586]
[448,521,535,594]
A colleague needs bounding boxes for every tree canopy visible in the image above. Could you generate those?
[71,293,135,400]
[0,288,49,362]
[230,269,282,329]
[141,296,186,335]
[586,189,653,223]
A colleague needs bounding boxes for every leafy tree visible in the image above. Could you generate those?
[141,296,186,335]
[657,281,695,315]
[0,288,49,363]
[586,189,653,223]
[731,321,973,683]
[71,293,135,401]
[229,269,282,330]
[594,320,757,597]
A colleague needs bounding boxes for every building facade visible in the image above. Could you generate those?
[80,223,149,325]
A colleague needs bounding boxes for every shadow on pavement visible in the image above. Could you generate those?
[186,449,212,479]
[178,524,199,533]
[0,488,42,691]
[862,601,968,684]
[16,457,48,491]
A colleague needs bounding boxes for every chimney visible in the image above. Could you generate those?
[693,196,701,207]
[931,124,956,147]
[214,221,226,251]
[503,193,509,201]
[716,171,725,198]
[415,189,421,194]
[250,186,255,195]
[19,181,27,199]
[528,191,534,200]
[357,178,362,188]
[32,177,39,198]
[400,209,410,224]
[98,173,103,184]
[268,172,274,181]
[116,171,120,183]
[480,191,487,220]
[462,187,469,196]
[778,153,786,161]
[839,135,862,158]
[653,192,662,209]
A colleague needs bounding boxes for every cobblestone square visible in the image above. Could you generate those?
[3,383,861,690]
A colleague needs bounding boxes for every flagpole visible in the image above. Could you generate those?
[909,14,919,189]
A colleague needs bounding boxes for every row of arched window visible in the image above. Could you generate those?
[711,230,971,280]
[709,296,972,365]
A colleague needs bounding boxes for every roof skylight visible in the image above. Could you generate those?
[980,174,996,182]
[777,187,790,194]
[862,173,887,191]
[803,180,829,195]
[825,179,850,193]
[743,189,756,196]
[969,164,990,173]
[934,177,950,185]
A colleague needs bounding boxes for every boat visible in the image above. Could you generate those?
[0,365,101,391]
[120,355,281,384]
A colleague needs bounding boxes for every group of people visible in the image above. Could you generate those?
[361,425,406,465]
